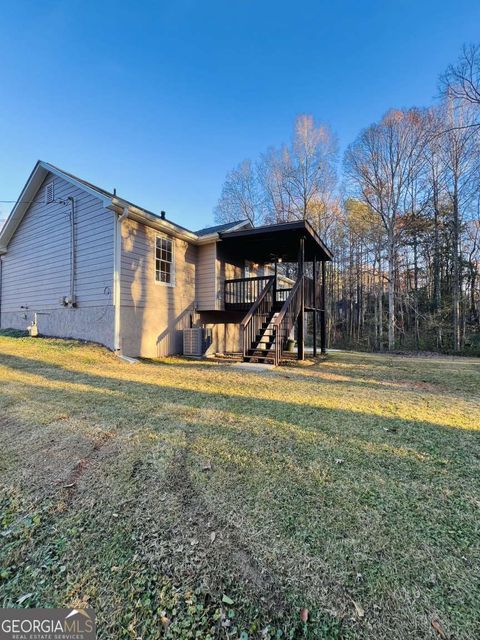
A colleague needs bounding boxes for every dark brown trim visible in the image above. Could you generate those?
[320,260,327,354]
[298,236,305,360]
[220,219,333,261]
[313,257,317,357]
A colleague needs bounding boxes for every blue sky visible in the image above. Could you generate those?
[1,0,479,230]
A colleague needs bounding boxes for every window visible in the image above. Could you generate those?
[155,235,174,285]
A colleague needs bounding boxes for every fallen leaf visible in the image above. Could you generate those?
[431,618,448,639]
[210,531,216,543]
[300,608,309,622]
[222,594,234,605]
[17,593,33,605]
[352,600,365,619]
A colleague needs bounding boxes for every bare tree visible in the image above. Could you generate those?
[215,115,338,233]
[258,146,294,223]
[441,44,480,110]
[283,115,338,223]
[214,159,263,226]
[422,107,448,347]
[344,109,428,351]
[439,99,480,349]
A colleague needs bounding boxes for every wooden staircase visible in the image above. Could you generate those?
[244,305,282,364]
[241,276,304,366]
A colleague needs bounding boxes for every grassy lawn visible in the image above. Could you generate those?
[0,335,479,639]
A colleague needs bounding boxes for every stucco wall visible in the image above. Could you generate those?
[119,218,197,357]
[198,310,243,354]
[1,307,115,347]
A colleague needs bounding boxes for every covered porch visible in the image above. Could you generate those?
[218,220,333,364]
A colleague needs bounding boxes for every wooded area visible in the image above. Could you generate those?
[215,44,480,354]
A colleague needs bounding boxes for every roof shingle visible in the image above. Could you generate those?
[195,220,248,236]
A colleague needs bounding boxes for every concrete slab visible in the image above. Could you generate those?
[230,362,274,373]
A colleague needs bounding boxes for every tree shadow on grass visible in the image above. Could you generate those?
[1,351,480,640]
[0,352,478,466]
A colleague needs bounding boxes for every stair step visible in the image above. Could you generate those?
[248,347,275,355]
[258,328,275,335]
[249,356,275,363]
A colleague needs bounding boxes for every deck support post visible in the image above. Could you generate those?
[320,259,327,354]
[298,236,305,361]
[312,257,317,357]
[273,257,278,305]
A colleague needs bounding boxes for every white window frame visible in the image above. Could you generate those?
[154,234,175,287]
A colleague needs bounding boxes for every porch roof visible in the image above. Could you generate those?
[219,220,333,263]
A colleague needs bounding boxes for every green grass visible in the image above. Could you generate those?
[0,335,479,639]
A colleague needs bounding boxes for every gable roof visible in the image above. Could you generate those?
[0,162,333,260]
[0,161,227,253]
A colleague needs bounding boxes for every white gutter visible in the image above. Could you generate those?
[108,198,246,246]
[113,206,129,353]
[110,198,200,244]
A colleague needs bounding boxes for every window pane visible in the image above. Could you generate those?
[155,236,173,283]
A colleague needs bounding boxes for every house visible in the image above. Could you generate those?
[0,161,332,365]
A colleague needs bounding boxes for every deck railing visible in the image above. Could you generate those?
[276,287,292,303]
[272,275,304,365]
[233,274,307,365]
[240,277,275,359]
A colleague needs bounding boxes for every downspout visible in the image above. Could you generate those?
[0,256,3,329]
[67,196,76,305]
[113,207,128,353]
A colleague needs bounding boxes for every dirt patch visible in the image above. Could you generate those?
[60,431,116,503]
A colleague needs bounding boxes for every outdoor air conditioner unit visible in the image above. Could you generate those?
[183,328,205,357]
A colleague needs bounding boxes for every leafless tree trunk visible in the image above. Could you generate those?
[344,109,428,350]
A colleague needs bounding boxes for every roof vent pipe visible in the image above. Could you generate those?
[160,211,166,220]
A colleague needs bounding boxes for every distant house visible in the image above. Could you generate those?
[0,162,332,364]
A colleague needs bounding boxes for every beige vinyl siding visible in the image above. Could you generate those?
[1,174,114,311]
[119,218,196,357]
[196,242,218,310]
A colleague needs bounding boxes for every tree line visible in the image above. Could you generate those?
[214,44,480,354]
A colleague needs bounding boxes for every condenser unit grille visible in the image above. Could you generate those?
[183,328,204,356]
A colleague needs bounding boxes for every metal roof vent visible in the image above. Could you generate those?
[45,181,54,205]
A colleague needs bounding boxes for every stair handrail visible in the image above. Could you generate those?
[272,274,304,365]
[240,276,275,359]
